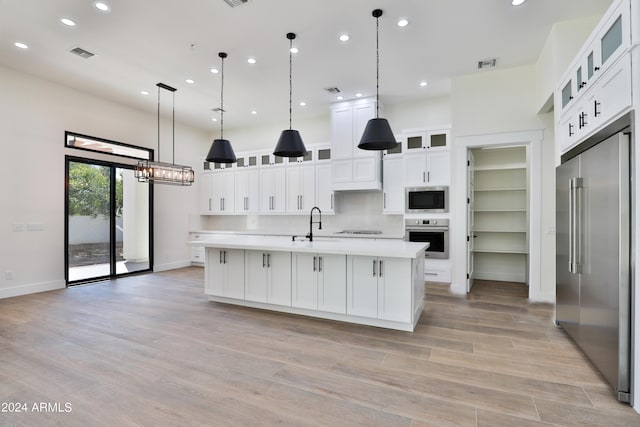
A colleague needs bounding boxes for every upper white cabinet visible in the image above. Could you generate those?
[235,153,260,214]
[382,156,404,214]
[199,170,235,215]
[556,0,633,155]
[315,146,334,214]
[259,166,287,214]
[286,163,315,213]
[403,130,451,187]
[331,98,382,191]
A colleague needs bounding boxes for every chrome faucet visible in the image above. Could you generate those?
[306,206,322,242]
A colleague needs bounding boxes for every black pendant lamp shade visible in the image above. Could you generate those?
[274,32,307,158]
[358,9,398,151]
[206,52,237,164]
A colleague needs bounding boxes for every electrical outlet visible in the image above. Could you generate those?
[5,271,13,280]
[27,223,44,231]
[12,223,25,232]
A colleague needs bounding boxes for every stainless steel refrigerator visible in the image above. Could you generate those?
[556,131,631,403]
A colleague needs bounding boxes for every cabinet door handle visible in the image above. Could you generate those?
[379,260,383,277]
[330,194,334,210]
[594,100,601,117]
[313,256,317,272]
[300,195,303,210]
[569,123,574,137]
[209,198,212,212]
[219,250,223,264]
[267,253,271,268]
[263,253,266,268]
[427,171,430,182]
[223,250,227,264]
[423,171,426,183]
[373,259,377,277]
[383,193,386,209]
[319,256,323,272]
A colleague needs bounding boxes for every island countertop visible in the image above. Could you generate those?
[188,235,428,259]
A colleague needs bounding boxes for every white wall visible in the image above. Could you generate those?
[0,65,207,298]
[450,65,557,302]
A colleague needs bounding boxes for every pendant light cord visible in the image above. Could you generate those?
[157,85,160,162]
[289,37,293,130]
[375,14,380,119]
[172,90,175,165]
[220,54,225,140]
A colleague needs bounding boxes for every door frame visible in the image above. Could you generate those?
[64,156,154,285]
[454,130,543,300]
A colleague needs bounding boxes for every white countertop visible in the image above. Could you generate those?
[189,229,405,240]
[188,235,427,258]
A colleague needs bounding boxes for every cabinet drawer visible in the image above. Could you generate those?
[191,247,205,263]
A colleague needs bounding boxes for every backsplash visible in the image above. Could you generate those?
[193,190,404,236]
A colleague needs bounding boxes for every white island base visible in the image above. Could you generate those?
[191,236,427,332]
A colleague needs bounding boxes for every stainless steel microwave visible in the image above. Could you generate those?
[406,186,448,213]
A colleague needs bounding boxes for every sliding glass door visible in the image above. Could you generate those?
[66,158,151,284]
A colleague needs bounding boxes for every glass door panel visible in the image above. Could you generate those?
[116,168,150,275]
[67,161,112,282]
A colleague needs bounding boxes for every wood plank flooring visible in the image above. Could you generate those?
[0,270,638,426]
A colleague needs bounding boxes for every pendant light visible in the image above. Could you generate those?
[358,9,398,151]
[135,83,195,186]
[206,52,237,163]
[273,32,308,158]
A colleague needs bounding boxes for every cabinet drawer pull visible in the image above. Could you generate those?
[219,250,223,264]
[263,253,266,268]
[267,253,271,268]
[330,194,334,210]
[379,260,383,277]
[422,171,426,183]
[373,259,377,277]
[569,123,574,137]
[313,256,317,272]
[223,250,227,264]
[319,256,323,272]
[594,100,601,117]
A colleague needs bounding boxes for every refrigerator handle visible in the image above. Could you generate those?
[569,177,583,274]
[569,178,575,273]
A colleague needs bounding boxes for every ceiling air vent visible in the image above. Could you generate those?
[69,46,95,59]
[477,58,497,70]
[223,0,248,7]
[324,87,341,94]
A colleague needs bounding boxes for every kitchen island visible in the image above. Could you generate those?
[189,235,427,331]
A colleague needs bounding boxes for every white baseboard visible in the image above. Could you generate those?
[474,271,526,283]
[0,280,65,299]
[154,260,191,272]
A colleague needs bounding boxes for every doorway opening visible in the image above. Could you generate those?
[65,157,152,284]
[468,145,529,290]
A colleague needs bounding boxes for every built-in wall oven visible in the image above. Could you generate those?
[404,218,449,259]
[406,186,448,213]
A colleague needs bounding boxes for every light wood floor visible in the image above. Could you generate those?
[0,269,638,426]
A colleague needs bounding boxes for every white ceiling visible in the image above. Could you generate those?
[0,0,612,132]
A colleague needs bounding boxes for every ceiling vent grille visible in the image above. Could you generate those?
[324,87,341,94]
[477,58,497,69]
[223,0,248,7]
[69,46,95,59]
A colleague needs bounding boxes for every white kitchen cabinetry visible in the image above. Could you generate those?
[234,153,260,214]
[259,166,286,214]
[286,164,315,213]
[331,98,382,191]
[205,248,245,299]
[556,0,632,155]
[403,130,451,187]
[199,170,235,215]
[382,156,404,214]
[292,253,346,313]
[189,232,205,265]
[347,256,411,322]
[245,250,292,306]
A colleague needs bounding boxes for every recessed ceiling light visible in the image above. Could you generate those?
[511,0,526,5]
[210,68,219,74]
[419,81,428,87]
[140,90,149,96]
[185,79,195,84]
[60,18,76,27]
[14,42,28,49]
[93,1,110,12]
[290,47,299,54]
[339,34,350,42]
[211,117,217,122]
[299,101,306,107]
[397,19,409,28]
[251,110,257,115]
[355,93,363,98]
[247,57,256,64]
[336,95,344,100]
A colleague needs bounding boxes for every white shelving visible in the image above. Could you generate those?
[471,146,528,283]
